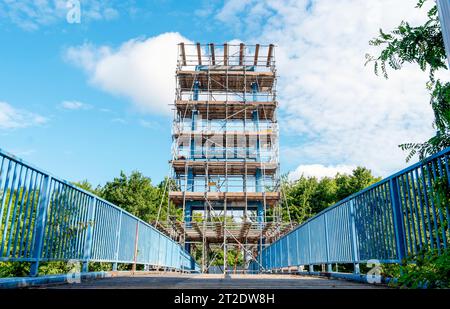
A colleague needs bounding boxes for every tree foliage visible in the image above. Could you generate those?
[383,248,450,288]
[282,167,381,224]
[367,0,450,162]
[72,180,102,195]
[98,171,179,223]
[366,0,446,82]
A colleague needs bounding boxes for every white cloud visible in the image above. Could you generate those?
[0,0,120,31]
[0,101,47,129]
[11,149,36,157]
[139,119,162,130]
[216,0,441,177]
[65,32,193,115]
[288,164,355,181]
[111,118,127,124]
[60,100,92,110]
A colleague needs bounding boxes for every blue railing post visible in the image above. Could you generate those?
[132,220,139,272]
[324,214,332,272]
[349,200,360,274]
[29,175,52,277]
[113,211,123,271]
[0,148,199,281]
[82,196,97,273]
[389,177,407,262]
[308,224,313,272]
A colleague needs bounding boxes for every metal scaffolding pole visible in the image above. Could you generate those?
[166,43,285,275]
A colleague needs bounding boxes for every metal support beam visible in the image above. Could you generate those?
[196,42,202,65]
[180,42,187,66]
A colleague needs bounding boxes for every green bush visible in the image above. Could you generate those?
[0,262,30,278]
[383,248,450,288]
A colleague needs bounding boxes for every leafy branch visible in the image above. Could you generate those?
[367,0,450,162]
[366,0,447,84]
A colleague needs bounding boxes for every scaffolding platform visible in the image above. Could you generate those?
[158,220,294,245]
[177,70,275,92]
[169,191,280,207]
[166,43,284,273]
[170,160,278,175]
[174,100,277,120]
[172,131,276,145]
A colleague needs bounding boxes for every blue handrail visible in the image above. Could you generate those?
[261,147,450,272]
[0,148,199,276]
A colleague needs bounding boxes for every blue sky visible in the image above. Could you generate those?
[0,0,441,186]
[0,0,230,186]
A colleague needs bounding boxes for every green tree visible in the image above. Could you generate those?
[72,179,101,195]
[99,171,174,223]
[282,176,318,223]
[366,0,449,162]
[283,167,381,224]
[335,167,381,200]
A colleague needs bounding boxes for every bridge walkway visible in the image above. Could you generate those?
[36,273,386,289]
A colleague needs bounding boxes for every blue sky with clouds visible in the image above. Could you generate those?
[0,0,443,186]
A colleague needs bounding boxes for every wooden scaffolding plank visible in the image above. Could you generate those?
[223,43,228,66]
[153,221,171,237]
[215,222,223,239]
[169,191,280,207]
[196,42,202,65]
[191,221,204,239]
[262,222,273,236]
[174,221,185,235]
[254,44,260,66]
[172,131,275,146]
[238,222,251,239]
[267,44,274,67]
[180,42,187,66]
[170,160,278,176]
[175,100,277,120]
[176,70,275,92]
[239,43,244,65]
[210,43,216,65]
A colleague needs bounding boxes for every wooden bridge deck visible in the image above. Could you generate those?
[38,273,386,289]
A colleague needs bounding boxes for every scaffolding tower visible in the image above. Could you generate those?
[162,43,290,274]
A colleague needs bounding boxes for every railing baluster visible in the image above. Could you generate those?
[349,200,360,273]
[431,159,448,248]
[425,163,442,253]
[82,196,96,272]
[12,168,30,257]
[389,177,407,262]
[0,162,18,257]
[324,213,331,272]
[113,210,123,271]
[29,175,52,277]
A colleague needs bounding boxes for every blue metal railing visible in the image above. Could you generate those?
[260,147,450,272]
[0,148,199,276]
